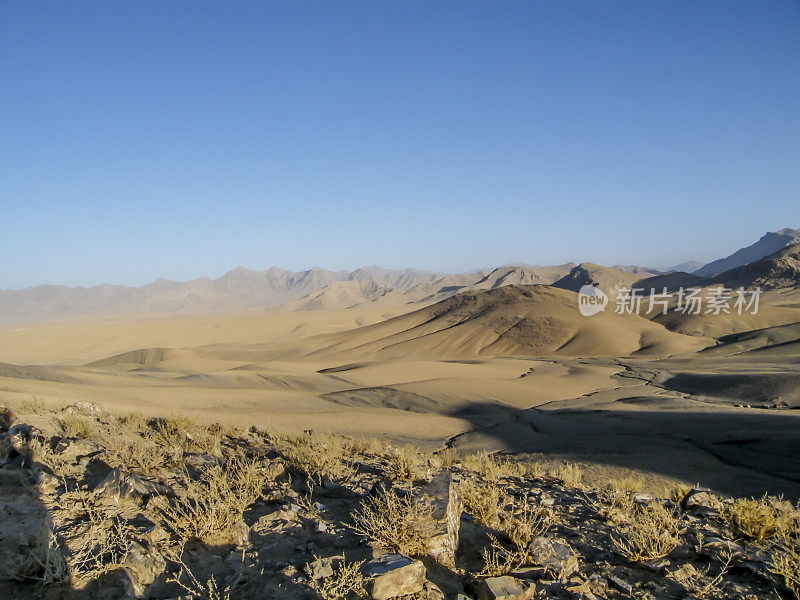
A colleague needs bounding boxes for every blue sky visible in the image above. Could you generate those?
[2,1,798,288]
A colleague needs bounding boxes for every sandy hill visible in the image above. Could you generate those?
[347,266,442,289]
[551,263,647,298]
[280,265,578,312]
[695,227,800,277]
[471,264,576,289]
[309,285,708,359]
[281,280,398,311]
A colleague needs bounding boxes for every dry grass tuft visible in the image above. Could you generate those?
[384,444,430,482]
[670,483,692,505]
[57,415,96,439]
[308,559,367,600]
[152,455,267,545]
[612,502,685,562]
[277,433,357,484]
[722,496,783,542]
[550,463,583,488]
[460,477,502,528]
[352,488,437,556]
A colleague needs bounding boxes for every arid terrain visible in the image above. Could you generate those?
[2,232,800,501]
[1,231,800,600]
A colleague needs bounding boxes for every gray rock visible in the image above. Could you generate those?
[607,574,633,595]
[304,555,342,580]
[416,470,462,565]
[365,553,426,600]
[94,467,163,500]
[123,540,166,597]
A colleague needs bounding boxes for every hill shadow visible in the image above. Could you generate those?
[448,399,800,499]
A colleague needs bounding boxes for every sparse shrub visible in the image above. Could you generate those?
[104,432,167,474]
[614,474,646,494]
[308,559,367,600]
[460,477,502,528]
[504,501,554,550]
[56,489,134,584]
[592,483,636,524]
[519,458,547,479]
[612,502,685,562]
[278,433,357,484]
[723,496,782,542]
[169,554,232,600]
[771,543,800,599]
[352,488,437,556]
[152,455,267,545]
[435,446,460,469]
[18,396,45,414]
[385,444,429,482]
[480,534,523,577]
[0,519,68,584]
[57,415,96,439]
[551,463,583,488]
[462,450,502,479]
[116,411,148,432]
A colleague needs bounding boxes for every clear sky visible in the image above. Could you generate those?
[2,1,799,289]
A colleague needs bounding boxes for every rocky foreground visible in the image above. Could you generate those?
[0,402,798,600]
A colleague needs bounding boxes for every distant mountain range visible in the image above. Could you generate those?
[1,227,797,323]
[694,228,800,277]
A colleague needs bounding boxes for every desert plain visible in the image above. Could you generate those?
[2,276,799,500]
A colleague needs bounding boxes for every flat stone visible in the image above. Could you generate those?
[476,576,534,600]
[666,563,698,583]
[607,575,633,595]
[365,553,426,600]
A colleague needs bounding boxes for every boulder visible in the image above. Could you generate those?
[527,536,579,579]
[61,401,103,416]
[476,576,535,600]
[0,407,16,432]
[365,553,426,600]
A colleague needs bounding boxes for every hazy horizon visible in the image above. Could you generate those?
[3,1,799,288]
